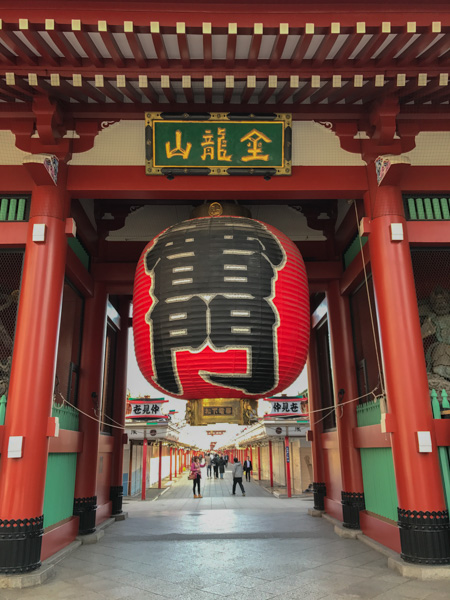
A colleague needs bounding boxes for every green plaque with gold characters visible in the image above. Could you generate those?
[145,112,292,176]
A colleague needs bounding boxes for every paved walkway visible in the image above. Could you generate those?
[2,467,450,599]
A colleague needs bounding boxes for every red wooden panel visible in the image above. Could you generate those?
[359,511,401,553]
[49,429,84,454]
[41,517,79,561]
[352,425,392,448]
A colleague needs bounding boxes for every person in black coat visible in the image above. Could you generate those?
[243,455,253,482]
[212,454,219,479]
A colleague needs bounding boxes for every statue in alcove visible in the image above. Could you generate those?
[419,286,450,393]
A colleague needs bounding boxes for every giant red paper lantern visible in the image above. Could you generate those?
[133,216,309,400]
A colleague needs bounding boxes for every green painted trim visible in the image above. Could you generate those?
[7,197,16,221]
[43,453,77,528]
[432,389,450,511]
[51,403,79,431]
[0,198,8,220]
[0,197,30,221]
[68,237,90,271]
[16,198,26,221]
[405,196,450,221]
[356,399,381,426]
[0,395,6,426]
[344,234,368,269]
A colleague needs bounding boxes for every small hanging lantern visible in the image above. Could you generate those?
[133,205,309,400]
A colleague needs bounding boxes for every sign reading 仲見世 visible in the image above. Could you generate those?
[145,113,292,176]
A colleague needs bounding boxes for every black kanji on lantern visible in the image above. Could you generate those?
[144,217,286,396]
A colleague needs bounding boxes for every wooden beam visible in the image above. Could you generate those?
[333,23,366,67]
[176,22,190,68]
[269,23,289,68]
[71,20,104,68]
[20,21,60,67]
[116,75,142,103]
[138,75,159,103]
[292,76,320,104]
[150,21,169,68]
[248,23,263,68]
[313,23,340,67]
[354,23,392,66]
[161,75,175,103]
[240,75,256,104]
[124,21,147,68]
[223,75,234,103]
[98,21,125,68]
[276,75,298,104]
[291,24,314,66]
[226,23,237,68]
[45,20,81,67]
[202,22,212,67]
[72,74,106,103]
[181,75,194,103]
[95,74,124,102]
[0,26,38,66]
[396,23,441,66]
[258,76,277,103]
[416,32,450,65]
[204,75,213,104]
[376,23,417,67]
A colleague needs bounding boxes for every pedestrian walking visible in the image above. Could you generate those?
[190,455,206,498]
[231,457,245,496]
[212,454,219,479]
[218,454,225,479]
[243,455,252,482]
[206,452,213,478]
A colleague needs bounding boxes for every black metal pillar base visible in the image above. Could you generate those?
[73,496,97,535]
[341,491,365,529]
[313,482,326,511]
[110,486,123,516]
[0,516,43,574]
[398,508,450,564]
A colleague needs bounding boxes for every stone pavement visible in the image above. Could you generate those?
[1,466,450,599]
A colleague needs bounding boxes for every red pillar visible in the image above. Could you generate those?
[169,447,173,481]
[141,439,148,500]
[285,436,292,498]
[327,280,364,528]
[73,282,107,534]
[111,297,130,515]
[158,441,163,489]
[368,180,449,563]
[307,332,327,511]
[258,446,261,480]
[179,448,182,475]
[269,440,274,487]
[0,173,69,572]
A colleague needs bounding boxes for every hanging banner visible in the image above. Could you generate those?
[145,112,291,176]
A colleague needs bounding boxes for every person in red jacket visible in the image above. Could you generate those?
[190,455,206,498]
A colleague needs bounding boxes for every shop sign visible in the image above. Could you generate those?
[127,398,168,419]
[145,112,291,176]
[266,397,309,418]
[285,445,290,463]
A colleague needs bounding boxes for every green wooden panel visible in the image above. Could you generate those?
[360,447,398,521]
[416,197,425,220]
[16,198,26,221]
[43,452,77,528]
[343,235,368,269]
[441,198,450,219]
[424,197,434,220]
[432,390,450,511]
[0,198,8,220]
[0,395,6,426]
[407,197,418,220]
[356,400,381,427]
[7,197,17,221]
[68,237,90,271]
[51,403,79,431]
[432,197,443,220]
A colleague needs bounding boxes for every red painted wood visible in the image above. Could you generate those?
[141,438,147,500]
[324,496,343,522]
[369,183,446,512]
[170,446,173,481]
[99,434,114,453]
[49,430,83,453]
[65,246,94,299]
[0,222,28,247]
[269,441,273,487]
[327,280,364,494]
[359,511,401,554]
[95,501,112,525]
[352,425,392,449]
[258,446,261,481]
[0,179,69,521]
[407,221,450,246]
[434,420,450,447]
[74,283,107,504]
[41,517,79,561]
[285,436,292,498]
[158,441,162,489]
